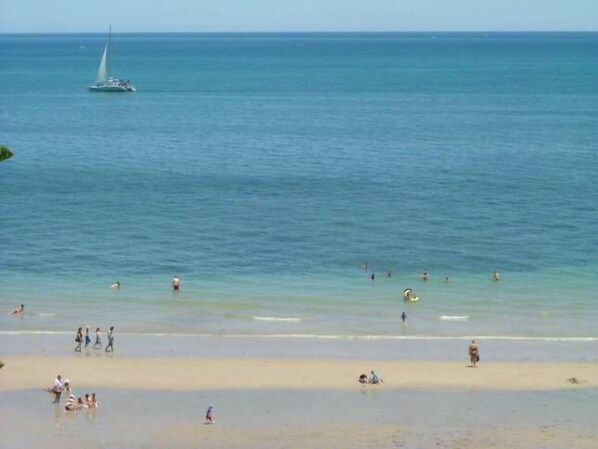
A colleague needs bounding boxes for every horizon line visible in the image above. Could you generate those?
[1,29,597,35]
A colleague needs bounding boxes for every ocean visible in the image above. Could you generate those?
[1,33,597,353]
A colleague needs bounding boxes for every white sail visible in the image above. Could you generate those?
[96,45,108,84]
[89,25,135,92]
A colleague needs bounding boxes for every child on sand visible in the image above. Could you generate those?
[205,404,214,424]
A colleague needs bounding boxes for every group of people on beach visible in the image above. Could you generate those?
[75,326,114,352]
[46,373,99,411]
[358,370,384,384]
[64,392,99,411]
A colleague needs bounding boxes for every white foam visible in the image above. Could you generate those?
[252,316,302,322]
[1,331,596,343]
[439,315,470,321]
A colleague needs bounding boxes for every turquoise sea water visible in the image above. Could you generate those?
[1,33,597,347]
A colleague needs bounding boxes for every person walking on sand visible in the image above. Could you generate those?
[469,340,480,367]
[93,327,102,349]
[105,326,115,352]
[205,404,214,424]
[74,327,83,352]
[172,275,181,291]
[84,326,91,348]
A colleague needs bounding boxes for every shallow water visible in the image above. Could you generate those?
[2,388,597,449]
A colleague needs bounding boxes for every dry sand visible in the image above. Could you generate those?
[1,356,596,392]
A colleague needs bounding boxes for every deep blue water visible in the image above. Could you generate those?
[1,33,597,341]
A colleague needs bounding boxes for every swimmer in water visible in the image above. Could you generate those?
[9,304,24,315]
[110,281,121,289]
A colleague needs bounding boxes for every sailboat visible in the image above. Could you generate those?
[89,26,135,92]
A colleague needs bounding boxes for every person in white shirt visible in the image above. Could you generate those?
[51,374,63,403]
[172,275,181,291]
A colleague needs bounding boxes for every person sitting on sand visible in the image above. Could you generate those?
[9,304,24,315]
[469,340,480,367]
[358,373,368,384]
[369,371,383,384]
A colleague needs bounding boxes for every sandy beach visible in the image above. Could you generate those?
[2,356,598,449]
[2,356,597,392]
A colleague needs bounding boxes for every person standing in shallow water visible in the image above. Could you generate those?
[469,340,479,367]
[105,326,114,352]
[401,312,407,323]
[74,327,83,352]
[172,275,181,291]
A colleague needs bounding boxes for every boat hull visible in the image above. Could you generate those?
[89,84,135,92]
[89,80,135,92]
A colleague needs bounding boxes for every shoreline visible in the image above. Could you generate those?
[2,356,597,392]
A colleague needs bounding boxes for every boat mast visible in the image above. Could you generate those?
[107,25,111,79]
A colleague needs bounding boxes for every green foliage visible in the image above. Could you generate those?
[0,146,14,163]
